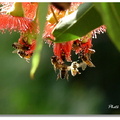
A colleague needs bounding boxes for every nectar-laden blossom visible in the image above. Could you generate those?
[0,2,38,62]
[44,2,106,79]
[44,2,83,62]
[0,2,106,80]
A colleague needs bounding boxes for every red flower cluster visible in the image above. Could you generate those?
[0,2,106,79]
[0,2,38,62]
[44,3,106,79]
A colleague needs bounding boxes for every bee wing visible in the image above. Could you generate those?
[26,59,30,63]
[87,61,95,67]
[67,66,71,71]
[78,62,87,71]
[12,49,18,53]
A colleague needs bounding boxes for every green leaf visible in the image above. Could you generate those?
[30,3,49,78]
[53,2,103,43]
[94,3,120,51]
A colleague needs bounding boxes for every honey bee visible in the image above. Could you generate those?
[87,48,95,61]
[17,50,32,63]
[12,39,32,63]
[72,40,81,51]
[79,49,95,70]
[81,54,95,68]
[51,56,62,71]
[12,42,30,51]
[70,61,81,76]
[57,64,69,80]
[51,56,70,80]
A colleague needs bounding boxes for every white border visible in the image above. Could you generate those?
[1,0,120,2]
[0,116,120,120]
[0,0,120,119]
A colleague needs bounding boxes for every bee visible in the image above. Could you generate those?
[12,42,30,51]
[57,64,69,80]
[72,40,81,51]
[87,48,95,61]
[70,61,81,76]
[81,55,95,67]
[77,48,95,70]
[51,56,70,80]
[17,50,32,63]
[80,52,95,70]
[12,39,32,63]
[51,56,63,71]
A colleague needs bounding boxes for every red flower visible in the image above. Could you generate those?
[0,2,38,61]
[43,22,56,45]
[0,14,36,33]
[0,2,38,33]
[43,2,106,79]
[53,41,74,63]
[72,33,93,55]
[44,2,82,63]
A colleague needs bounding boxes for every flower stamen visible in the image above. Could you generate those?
[50,6,58,23]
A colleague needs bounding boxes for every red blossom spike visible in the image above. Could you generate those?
[0,2,38,33]
[43,22,56,45]
[80,38,93,54]
[53,41,73,63]
[72,37,93,55]
[0,14,37,33]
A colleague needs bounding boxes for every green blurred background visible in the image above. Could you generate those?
[0,31,120,114]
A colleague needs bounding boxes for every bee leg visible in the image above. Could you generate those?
[87,53,92,61]
[77,70,81,75]
[66,74,69,81]
[53,66,57,72]
[26,59,30,63]
[56,73,60,80]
